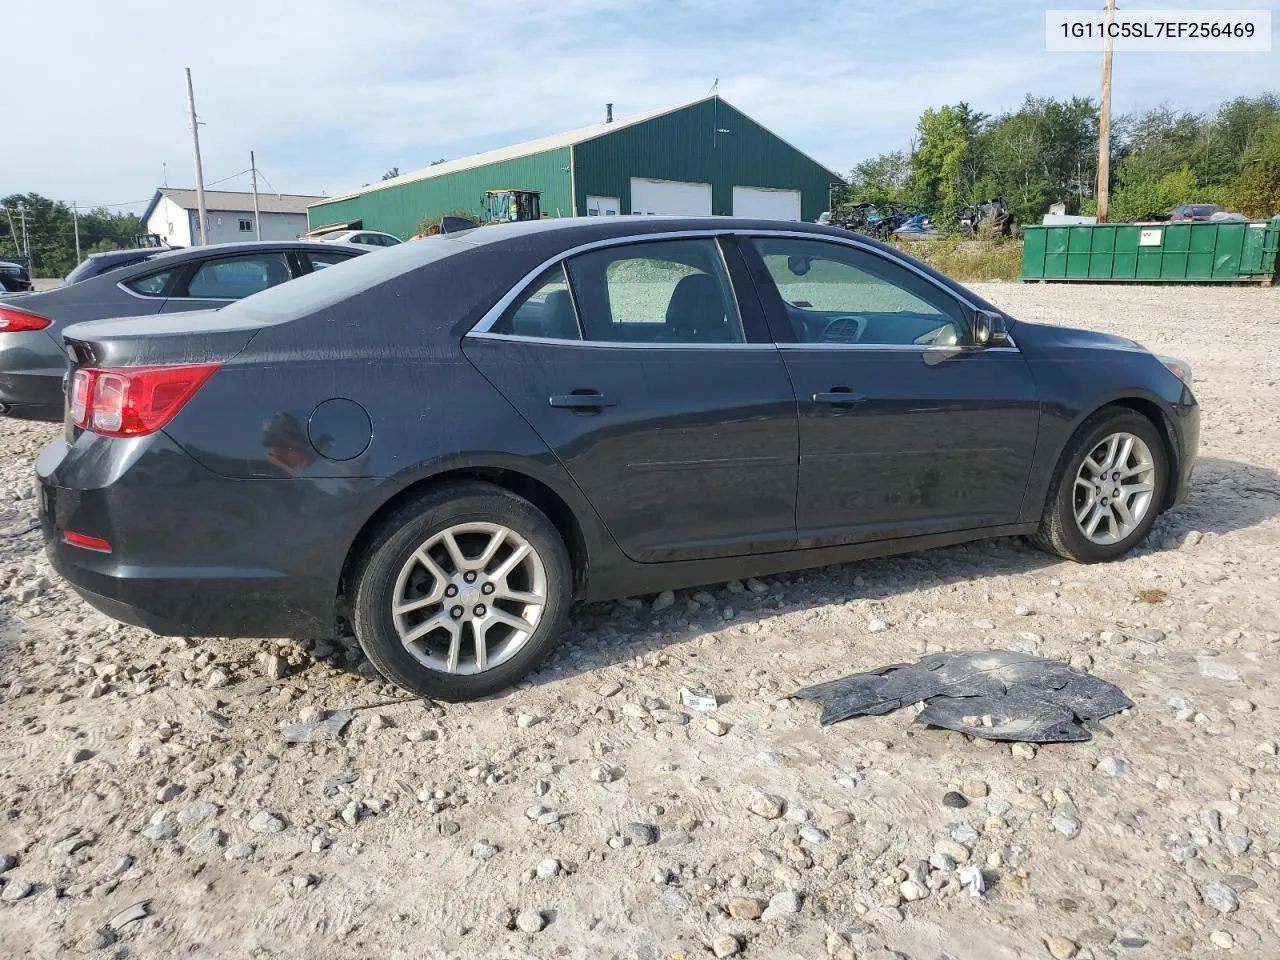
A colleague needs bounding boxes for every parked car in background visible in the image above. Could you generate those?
[36,217,1199,703]
[0,261,32,293]
[61,247,180,286]
[1169,203,1225,221]
[0,240,365,420]
[308,229,403,247]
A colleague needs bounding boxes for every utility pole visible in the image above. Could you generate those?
[16,202,31,272]
[250,150,262,240]
[185,67,209,245]
[1096,0,1116,223]
[72,202,81,264]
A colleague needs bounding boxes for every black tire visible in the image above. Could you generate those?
[351,481,572,701]
[1033,408,1169,563]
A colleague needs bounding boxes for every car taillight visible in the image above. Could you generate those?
[69,368,91,426]
[0,306,51,332]
[69,363,220,437]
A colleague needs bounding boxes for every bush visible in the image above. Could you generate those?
[891,237,1023,282]
[412,208,478,236]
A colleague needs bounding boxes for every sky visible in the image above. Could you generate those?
[3,0,1276,214]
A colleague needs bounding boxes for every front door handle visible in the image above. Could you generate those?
[549,392,616,411]
[812,388,866,405]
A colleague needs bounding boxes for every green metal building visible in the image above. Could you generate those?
[307,96,843,238]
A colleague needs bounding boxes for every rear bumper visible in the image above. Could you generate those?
[0,329,65,419]
[38,431,381,638]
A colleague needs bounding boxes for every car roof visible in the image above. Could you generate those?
[86,247,167,262]
[217,215,1003,347]
[136,239,367,265]
[432,216,1001,310]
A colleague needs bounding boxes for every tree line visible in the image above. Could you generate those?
[840,92,1280,228]
[1,193,144,278]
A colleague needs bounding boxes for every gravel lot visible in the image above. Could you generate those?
[2,282,1278,960]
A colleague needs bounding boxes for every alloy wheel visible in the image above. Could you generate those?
[391,522,548,675]
[1072,432,1157,546]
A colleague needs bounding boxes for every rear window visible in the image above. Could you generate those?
[67,254,155,284]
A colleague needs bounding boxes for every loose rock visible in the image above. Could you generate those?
[1044,936,1078,959]
[746,792,785,820]
[248,811,286,834]
[515,908,546,933]
[712,934,741,957]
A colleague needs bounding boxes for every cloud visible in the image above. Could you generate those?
[6,0,1275,207]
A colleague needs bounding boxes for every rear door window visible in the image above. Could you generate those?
[183,252,293,299]
[565,239,743,344]
[491,265,581,340]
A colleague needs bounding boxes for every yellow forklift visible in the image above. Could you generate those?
[481,189,542,224]
[414,190,544,238]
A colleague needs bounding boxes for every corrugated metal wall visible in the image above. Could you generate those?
[572,98,838,220]
[307,149,573,237]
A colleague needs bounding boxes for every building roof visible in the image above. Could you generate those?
[311,95,841,208]
[142,188,325,224]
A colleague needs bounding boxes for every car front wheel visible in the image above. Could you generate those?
[1034,409,1169,563]
[351,482,572,700]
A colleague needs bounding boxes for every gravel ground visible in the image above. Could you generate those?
[1,282,1278,960]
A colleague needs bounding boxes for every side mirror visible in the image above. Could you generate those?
[972,309,1009,347]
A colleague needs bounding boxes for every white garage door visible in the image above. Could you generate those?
[732,186,802,221]
[630,178,712,216]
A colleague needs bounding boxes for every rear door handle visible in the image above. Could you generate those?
[549,392,616,410]
[812,389,866,405]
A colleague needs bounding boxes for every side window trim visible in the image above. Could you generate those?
[477,237,750,348]
[738,235,977,350]
[489,262,584,341]
[466,228,995,349]
[469,230,735,338]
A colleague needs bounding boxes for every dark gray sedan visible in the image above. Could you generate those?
[37,217,1199,703]
[0,240,366,419]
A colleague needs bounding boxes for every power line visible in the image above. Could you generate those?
[21,168,256,211]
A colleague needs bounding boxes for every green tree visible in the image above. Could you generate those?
[1105,167,1201,221]
[1231,119,1280,217]
[977,96,1098,223]
[911,106,974,223]
[846,151,911,208]
[1,193,142,277]
[381,167,401,180]
[1202,94,1280,186]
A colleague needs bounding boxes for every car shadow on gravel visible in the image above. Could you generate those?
[521,456,1280,690]
[1161,456,1280,538]
[281,457,1280,700]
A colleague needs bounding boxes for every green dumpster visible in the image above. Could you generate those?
[1021,217,1280,284]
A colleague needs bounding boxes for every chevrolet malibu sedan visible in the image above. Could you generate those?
[0,240,366,420]
[37,217,1199,701]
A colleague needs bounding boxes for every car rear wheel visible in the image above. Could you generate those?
[1033,409,1169,563]
[351,482,572,700]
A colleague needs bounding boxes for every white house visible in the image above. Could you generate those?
[142,188,326,246]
